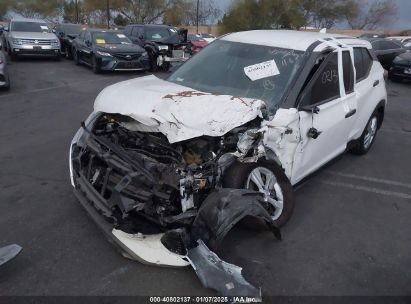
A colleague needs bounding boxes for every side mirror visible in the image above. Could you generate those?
[85,40,91,47]
[300,105,320,114]
[52,29,56,33]
[138,35,144,40]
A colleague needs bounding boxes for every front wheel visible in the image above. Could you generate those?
[73,48,80,65]
[223,160,295,227]
[92,55,101,74]
[350,111,379,155]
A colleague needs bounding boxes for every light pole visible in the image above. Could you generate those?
[196,0,199,34]
[106,0,110,29]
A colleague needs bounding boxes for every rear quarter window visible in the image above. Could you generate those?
[353,47,373,82]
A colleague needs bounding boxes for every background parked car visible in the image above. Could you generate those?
[388,36,411,44]
[0,41,10,90]
[124,24,188,71]
[389,52,411,82]
[187,34,208,54]
[0,25,4,35]
[197,33,216,43]
[3,18,61,61]
[54,23,86,59]
[366,38,405,70]
[71,29,149,73]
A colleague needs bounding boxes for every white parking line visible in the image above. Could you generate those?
[321,180,411,200]
[327,171,411,189]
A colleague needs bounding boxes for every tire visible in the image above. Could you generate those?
[8,47,17,61]
[350,111,379,155]
[223,159,295,227]
[91,55,101,74]
[65,45,72,59]
[73,48,80,65]
[148,51,158,72]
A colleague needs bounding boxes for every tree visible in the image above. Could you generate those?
[0,0,15,20]
[343,0,397,30]
[63,0,82,23]
[219,0,306,34]
[12,0,63,21]
[113,13,128,26]
[300,0,355,29]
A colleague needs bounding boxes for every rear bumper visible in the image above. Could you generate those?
[389,66,411,79]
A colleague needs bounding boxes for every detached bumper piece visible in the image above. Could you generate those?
[0,244,22,266]
[187,240,261,299]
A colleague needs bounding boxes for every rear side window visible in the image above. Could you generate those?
[342,51,354,94]
[353,47,373,82]
[373,40,401,50]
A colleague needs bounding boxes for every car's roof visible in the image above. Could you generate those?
[127,24,171,28]
[221,30,362,51]
[11,18,47,24]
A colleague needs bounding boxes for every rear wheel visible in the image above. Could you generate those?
[351,111,379,155]
[223,160,295,227]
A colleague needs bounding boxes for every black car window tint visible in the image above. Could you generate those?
[305,52,340,106]
[362,48,373,78]
[85,32,92,43]
[131,26,138,36]
[353,47,365,82]
[342,51,354,93]
[380,40,401,50]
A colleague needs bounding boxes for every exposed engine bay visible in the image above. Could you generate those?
[72,113,266,230]
[70,112,282,298]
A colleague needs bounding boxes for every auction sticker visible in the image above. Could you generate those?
[244,59,280,81]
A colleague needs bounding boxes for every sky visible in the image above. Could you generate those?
[216,0,411,31]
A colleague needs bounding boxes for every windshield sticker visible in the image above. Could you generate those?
[40,25,49,30]
[96,39,106,44]
[117,34,126,38]
[244,59,280,81]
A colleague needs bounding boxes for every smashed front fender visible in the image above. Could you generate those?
[192,188,281,250]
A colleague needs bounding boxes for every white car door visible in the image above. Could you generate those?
[291,50,356,184]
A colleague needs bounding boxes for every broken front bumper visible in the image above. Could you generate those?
[69,113,189,266]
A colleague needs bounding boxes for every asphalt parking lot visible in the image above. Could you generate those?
[0,55,410,298]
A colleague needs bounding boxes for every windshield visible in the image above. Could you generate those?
[62,24,84,36]
[168,40,305,111]
[12,22,50,33]
[93,32,132,44]
[145,27,171,40]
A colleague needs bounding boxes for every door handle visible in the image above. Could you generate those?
[307,127,322,139]
[345,109,356,118]
[373,80,380,87]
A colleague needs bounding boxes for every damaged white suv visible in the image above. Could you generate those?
[69,30,386,295]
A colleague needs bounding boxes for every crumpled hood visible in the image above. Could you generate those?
[94,75,265,143]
